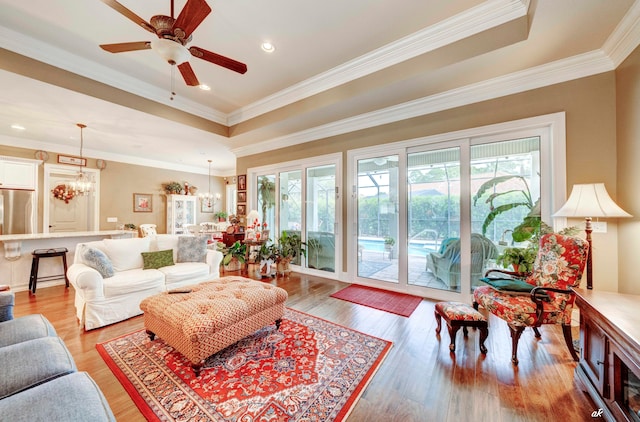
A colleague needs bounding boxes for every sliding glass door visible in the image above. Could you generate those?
[250,155,340,276]
[348,114,562,299]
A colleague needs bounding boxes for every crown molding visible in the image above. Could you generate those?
[0,26,228,125]
[226,0,529,126]
[231,49,614,157]
[602,0,640,67]
[0,134,233,175]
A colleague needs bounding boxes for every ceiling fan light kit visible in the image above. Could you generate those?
[100,0,247,89]
[151,38,191,65]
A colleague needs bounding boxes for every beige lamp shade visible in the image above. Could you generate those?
[553,183,631,218]
[246,209,260,225]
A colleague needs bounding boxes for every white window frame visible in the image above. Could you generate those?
[347,112,566,302]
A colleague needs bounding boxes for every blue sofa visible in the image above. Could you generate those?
[0,292,115,421]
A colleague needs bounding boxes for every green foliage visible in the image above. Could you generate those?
[383,236,395,246]
[277,231,307,262]
[258,177,276,224]
[164,182,183,193]
[472,175,540,243]
[496,246,538,273]
[214,211,228,219]
[222,241,247,265]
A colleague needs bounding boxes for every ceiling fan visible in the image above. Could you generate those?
[99,0,247,87]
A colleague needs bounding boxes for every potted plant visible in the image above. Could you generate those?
[257,242,278,277]
[164,182,183,195]
[214,211,228,222]
[496,246,538,274]
[257,177,276,226]
[274,231,306,275]
[384,236,395,259]
[222,241,246,271]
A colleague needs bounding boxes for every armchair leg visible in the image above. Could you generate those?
[508,325,525,366]
[533,327,542,338]
[562,324,579,361]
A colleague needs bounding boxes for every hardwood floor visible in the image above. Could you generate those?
[12,272,598,421]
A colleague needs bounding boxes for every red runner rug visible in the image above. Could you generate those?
[97,308,392,421]
[330,284,422,317]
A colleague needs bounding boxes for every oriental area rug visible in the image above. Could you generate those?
[330,284,423,317]
[97,308,392,421]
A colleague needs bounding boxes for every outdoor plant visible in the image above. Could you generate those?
[383,236,395,248]
[473,175,540,243]
[258,177,276,225]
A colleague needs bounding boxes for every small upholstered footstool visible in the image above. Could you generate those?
[434,301,488,353]
[140,276,288,376]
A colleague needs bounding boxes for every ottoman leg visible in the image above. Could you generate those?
[146,330,155,341]
[275,318,282,330]
[448,324,460,352]
[192,363,202,377]
[435,311,442,334]
[479,324,489,354]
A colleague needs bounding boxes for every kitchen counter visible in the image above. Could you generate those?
[0,230,134,242]
[0,230,136,291]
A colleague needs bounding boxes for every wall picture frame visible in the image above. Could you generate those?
[237,191,246,203]
[57,154,86,167]
[133,193,153,212]
[237,204,246,216]
[237,174,247,191]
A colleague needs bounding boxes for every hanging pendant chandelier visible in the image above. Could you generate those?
[198,160,220,208]
[70,123,93,196]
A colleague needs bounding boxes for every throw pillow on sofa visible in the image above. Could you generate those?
[80,245,114,278]
[177,236,207,263]
[103,237,151,271]
[141,249,175,270]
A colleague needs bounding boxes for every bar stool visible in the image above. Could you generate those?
[29,248,69,294]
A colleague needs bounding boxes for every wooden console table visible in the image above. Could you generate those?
[573,288,640,421]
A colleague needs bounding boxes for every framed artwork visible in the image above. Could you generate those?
[237,204,246,216]
[237,191,246,203]
[201,199,214,213]
[237,174,247,191]
[57,154,86,167]
[133,193,153,212]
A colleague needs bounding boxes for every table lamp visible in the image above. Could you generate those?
[553,183,631,289]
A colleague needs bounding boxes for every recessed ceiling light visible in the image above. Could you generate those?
[261,42,275,53]
[10,124,25,131]
[199,84,211,91]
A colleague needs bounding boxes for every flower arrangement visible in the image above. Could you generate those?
[52,184,75,203]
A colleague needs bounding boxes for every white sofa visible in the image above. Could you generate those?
[67,235,223,330]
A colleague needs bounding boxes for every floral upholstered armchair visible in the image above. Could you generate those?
[473,233,589,365]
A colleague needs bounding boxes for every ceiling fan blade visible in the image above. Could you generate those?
[172,0,212,40]
[189,46,247,74]
[178,62,200,86]
[100,0,155,33]
[100,41,151,53]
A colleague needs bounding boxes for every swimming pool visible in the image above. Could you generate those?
[358,238,439,256]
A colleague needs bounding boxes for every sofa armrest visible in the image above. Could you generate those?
[0,292,15,322]
[67,264,106,300]
[206,249,223,278]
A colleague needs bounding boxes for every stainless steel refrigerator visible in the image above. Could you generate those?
[0,189,36,235]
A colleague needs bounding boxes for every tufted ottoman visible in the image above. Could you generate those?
[434,301,488,353]
[140,276,288,376]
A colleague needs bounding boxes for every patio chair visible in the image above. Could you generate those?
[426,233,498,289]
[473,233,588,365]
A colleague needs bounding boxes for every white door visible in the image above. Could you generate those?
[44,164,99,233]
[49,173,89,232]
